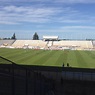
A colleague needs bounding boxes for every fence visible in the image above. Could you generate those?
[0,56,55,95]
[0,56,95,95]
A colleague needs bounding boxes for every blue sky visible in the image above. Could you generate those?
[0,0,95,39]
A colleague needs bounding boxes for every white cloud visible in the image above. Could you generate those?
[59,20,86,23]
[0,26,95,35]
[54,0,95,4]
[0,0,95,3]
[1,5,84,25]
[0,5,62,24]
[0,4,94,25]
[0,21,19,25]
[61,26,95,29]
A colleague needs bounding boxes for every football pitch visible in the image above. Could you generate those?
[0,48,95,68]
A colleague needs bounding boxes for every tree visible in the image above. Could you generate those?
[11,33,16,40]
[33,32,39,40]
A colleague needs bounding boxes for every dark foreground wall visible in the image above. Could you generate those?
[0,64,95,95]
[0,64,95,82]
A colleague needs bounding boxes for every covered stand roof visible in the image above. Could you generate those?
[43,36,59,40]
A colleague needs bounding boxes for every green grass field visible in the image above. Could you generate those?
[0,48,95,68]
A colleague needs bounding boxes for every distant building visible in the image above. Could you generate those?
[43,36,59,41]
